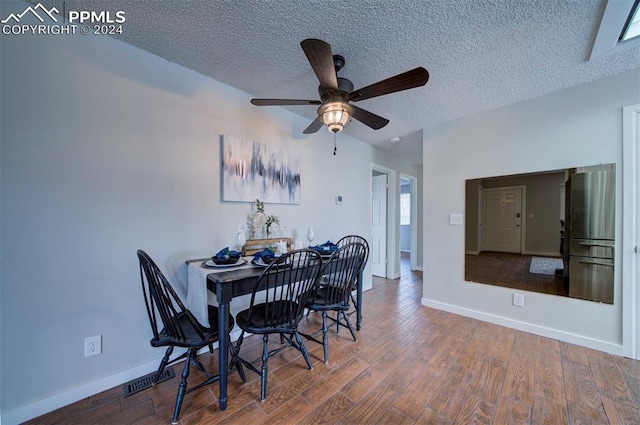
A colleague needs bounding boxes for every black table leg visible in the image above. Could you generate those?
[217,283,229,411]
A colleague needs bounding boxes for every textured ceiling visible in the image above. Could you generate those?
[40,0,640,164]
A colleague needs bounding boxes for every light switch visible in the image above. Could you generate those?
[528,213,534,219]
[449,213,463,226]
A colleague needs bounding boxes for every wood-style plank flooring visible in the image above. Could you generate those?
[26,253,640,424]
[465,252,567,297]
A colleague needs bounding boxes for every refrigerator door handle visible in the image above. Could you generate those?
[578,259,614,267]
[578,241,614,248]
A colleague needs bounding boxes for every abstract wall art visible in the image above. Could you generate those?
[221,135,301,204]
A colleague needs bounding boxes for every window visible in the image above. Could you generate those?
[400,193,411,225]
[620,0,640,41]
[590,0,640,60]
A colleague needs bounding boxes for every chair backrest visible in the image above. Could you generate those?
[246,249,323,329]
[137,249,205,343]
[336,235,369,269]
[316,242,368,307]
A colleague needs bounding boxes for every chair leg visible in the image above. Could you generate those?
[189,355,217,382]
[295,332,314,369]
[231,332,247,384]
[172,348,194,425]
[341,311,357,342]
[321,311,329,364]
[347,292,359,319]
[153,346,173,385]
[260,334,269,401]
[351,291,358,310]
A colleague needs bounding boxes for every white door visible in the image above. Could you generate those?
[371,173,387,277]
[484,187,522,253]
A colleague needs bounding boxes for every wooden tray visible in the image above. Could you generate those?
[242,238,293,256]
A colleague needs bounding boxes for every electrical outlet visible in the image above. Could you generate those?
[84,335,102,357]
[513,293,525,307]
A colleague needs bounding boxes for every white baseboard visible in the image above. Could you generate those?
[7,280,363,425]
[2,330,245,425]
[2,356,164,425]
[465,250,480,255]
[420,298,623,356]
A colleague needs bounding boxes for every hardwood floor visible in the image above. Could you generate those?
[26,257,640,425]
[465,252,567,297]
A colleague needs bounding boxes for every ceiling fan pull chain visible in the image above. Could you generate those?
[333,133,337,155]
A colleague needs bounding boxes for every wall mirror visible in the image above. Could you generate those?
[465,163,615,304]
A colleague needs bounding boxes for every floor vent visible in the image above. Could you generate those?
[122,367,175,397]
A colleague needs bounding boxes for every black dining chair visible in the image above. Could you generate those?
[231,249,323,401]
[336,235,369,316]
[302,242,367,363]
[137,250,245,424]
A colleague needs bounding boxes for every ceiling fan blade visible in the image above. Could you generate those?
[302,116,324,134]
[349,67,429,102]
[251,99,321,106]
[351,105,389,130]
[300,39,339,90]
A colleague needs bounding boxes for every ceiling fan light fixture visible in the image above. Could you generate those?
[251,39,429,135]
[319,101,353,133]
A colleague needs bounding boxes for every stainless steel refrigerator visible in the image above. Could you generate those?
[565,168,615,303]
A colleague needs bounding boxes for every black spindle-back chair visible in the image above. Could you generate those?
[336,235,369,311]
[302,242,367,363]
[137,250,244,424]
[231,249,323,401]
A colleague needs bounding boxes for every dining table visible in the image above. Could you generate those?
[184,254,364,411]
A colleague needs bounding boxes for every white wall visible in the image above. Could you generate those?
[422,68,640,354]
[0,9,420,422]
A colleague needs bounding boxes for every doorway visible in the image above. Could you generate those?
[371,170,387,277]
[400,174,418,272]
[483,186,524,253]
[371,164,398,279]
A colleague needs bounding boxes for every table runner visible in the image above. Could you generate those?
[186,258,255,327]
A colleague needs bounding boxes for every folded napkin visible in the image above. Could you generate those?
[252,248,275,263]
[214,247,241,260]
[310,241,338,252]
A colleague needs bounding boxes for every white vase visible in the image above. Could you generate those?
[306,226,315,243]
[236,228,246,250]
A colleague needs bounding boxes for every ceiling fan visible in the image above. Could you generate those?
[250,38,429,135]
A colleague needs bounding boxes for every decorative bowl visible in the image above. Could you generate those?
[211,256,240,265]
